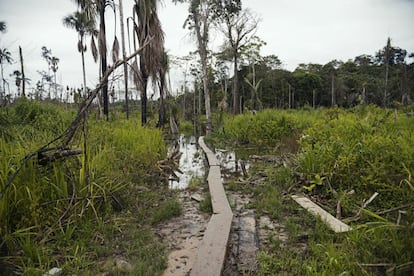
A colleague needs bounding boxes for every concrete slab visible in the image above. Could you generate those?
[291,194,352,233]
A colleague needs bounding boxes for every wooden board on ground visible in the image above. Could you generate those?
[291,194,352,233]
[190,137,233,276]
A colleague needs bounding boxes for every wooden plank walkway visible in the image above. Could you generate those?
[291,194,352,233]
[190,137,233,276]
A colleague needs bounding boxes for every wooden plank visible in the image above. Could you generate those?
[190,137,233,275]
[208,166,232,214]
[291,194,352,233]
[190,213,233,276]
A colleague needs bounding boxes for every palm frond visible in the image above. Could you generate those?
[0,48,13,64]
[98,30,107,60]
[91,35,98,62]
[0,21,6,33]
[130,59,142,90]
[77,40,83,53]
[112,36,120,63]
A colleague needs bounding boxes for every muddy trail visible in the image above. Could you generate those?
[157,189,282,275]
[157,137,287,275]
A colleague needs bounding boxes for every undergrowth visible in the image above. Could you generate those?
[0,98,178,275]
[214,105,414,275]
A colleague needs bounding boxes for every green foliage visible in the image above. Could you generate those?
[178,120,194,136]
[297,106,414,212]
[187,176,203,191]
[88,118,165,187]
[151,198,182,224]
[219,109,303,147]
[199,193,212,213]
[0,100,170,274]
[216,107,414,275]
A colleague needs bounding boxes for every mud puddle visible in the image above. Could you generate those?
[161,138,285,275]
[156,190,210,276]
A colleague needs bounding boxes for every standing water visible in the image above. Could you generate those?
[168,136,251,189]
[169,135,205,189]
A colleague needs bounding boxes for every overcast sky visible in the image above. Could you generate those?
[1,0,413,96]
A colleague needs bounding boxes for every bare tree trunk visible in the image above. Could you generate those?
[383,37,391,107]
[19,46,25,97]
[1,63,5,102]
[141,76,148,126]
[201,57,211,136]
[384,62,389,107]
[183,77,187,120]
[81,43,87,97]
[118,0,129,119]
[362,86,366,104]
[158,83,165,127]
[331,73,335,107]
[193,9,211,136]
[313,89,316,109]
[232,55,239,114]
[288,83,291,109]
[198,81,202,118]
[99,1,109,120]
[54,72,57,100]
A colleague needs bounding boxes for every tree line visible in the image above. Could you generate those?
[1,0,414,134]
[178,36,413,117]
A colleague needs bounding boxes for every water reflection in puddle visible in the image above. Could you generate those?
[169,135,205,189]
[168,136,252,189]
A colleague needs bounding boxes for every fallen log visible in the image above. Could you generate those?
[38,149,82,165]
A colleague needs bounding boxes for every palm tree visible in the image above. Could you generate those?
[72,0,110,119]
[0,48,13,100]
[132,0,165,126]
[50,56,59,99]
[63,11,97,96]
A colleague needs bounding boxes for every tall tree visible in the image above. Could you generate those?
[41,46,60,99]
[19,46,26,97]
[132,0,165,126]
[10,70,23,97]
[0,48,13,100]
[240,36,266,111]
[72,0,110,119]
[383,37,391,107]
[173,0,213,135]
[216,3,258,114]
[63,11,97,97]
[98,0,110,118]
[118,0,129,119]
[375,38,408,106]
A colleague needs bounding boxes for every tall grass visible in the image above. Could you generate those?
[216,109,323,149]
[0,98,170,274]
[214,106,414,275]
[297,105,414,213]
